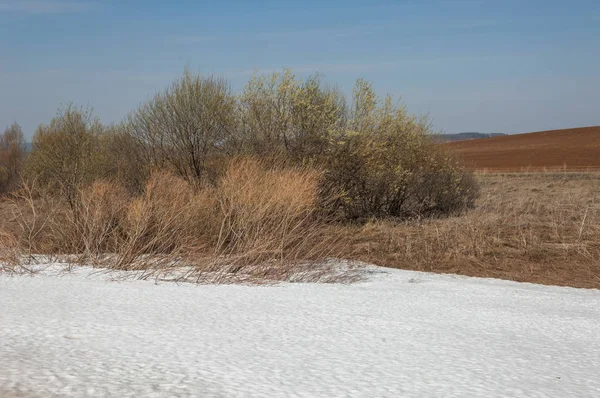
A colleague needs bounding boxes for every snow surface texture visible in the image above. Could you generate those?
[1,266,600,397]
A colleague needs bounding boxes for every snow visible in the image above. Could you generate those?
[1,265,600,397]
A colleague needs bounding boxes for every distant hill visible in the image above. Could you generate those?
[431,132,506,143]
[445,126,600,171]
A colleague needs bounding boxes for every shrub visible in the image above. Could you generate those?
[16,180,129,261]
[19,69,478,245]
[120,69,477,221]
[324,79,478,220]
[237,71,478,220]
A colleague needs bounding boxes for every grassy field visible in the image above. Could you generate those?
[341,171,600,289]
[446,126,600,171]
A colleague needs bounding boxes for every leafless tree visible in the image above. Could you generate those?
[125,70,237,184]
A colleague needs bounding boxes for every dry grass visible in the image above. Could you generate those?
[3,169,599,288]
[0,230,20,272]
[3,159,346,283]
[341,172,600,289]
[199,159,338,278]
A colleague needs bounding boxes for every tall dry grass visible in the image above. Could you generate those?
[7,159,344,282]
[211,159,331,270]
[342,172,600,288]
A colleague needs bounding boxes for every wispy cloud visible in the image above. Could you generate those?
[0,1,98,14]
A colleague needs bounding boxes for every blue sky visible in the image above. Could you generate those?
[1,0,599,137]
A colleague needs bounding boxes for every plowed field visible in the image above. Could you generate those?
[446,126,600,171]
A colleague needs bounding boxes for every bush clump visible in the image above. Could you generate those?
[8,68,479,280]
[323,79,478,220]
[234,70,478,220]
[21,71,478,224]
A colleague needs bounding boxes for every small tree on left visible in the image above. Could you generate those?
[24,104,105,208]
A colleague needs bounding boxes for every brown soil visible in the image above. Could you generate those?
[446,126,600,171]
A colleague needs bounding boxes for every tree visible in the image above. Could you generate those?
[125,70,237,184]
[24,104,105,207]
[99,124,150,193]
[0,122,26,194]
[237,69,346,162]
